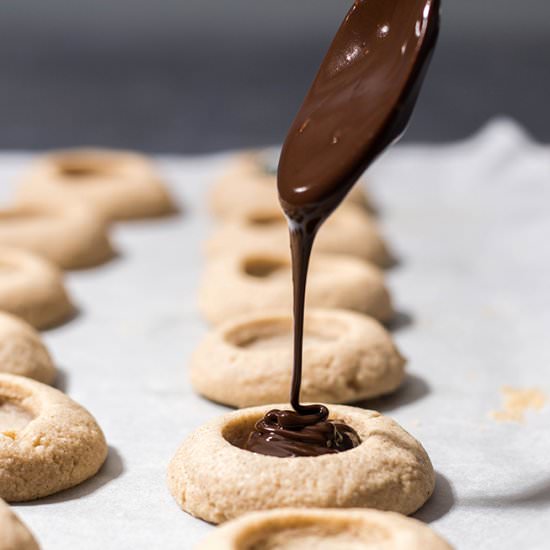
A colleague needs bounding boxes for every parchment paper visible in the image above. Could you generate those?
[2,118,549,549]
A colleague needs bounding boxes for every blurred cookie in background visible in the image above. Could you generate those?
[0,313,56,384]
[0,247,74,330]
[17,149,178,222]
[209,151,374,220]
[198,250,393,325]
[0,200,114,270]
[0,498,40,550]
[197,508,453,550]
[206,202,392,267]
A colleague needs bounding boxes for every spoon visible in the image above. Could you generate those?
[276,0,440,418]
[278,0,441,214]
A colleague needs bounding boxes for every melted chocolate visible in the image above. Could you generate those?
[247,0,439,457]
[278,0,440,211]
[245,405,360,458]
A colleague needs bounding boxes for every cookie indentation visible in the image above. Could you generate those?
[207,203,391,266]
[224,316,344,350]
[221,414,257,450]
[199,251,393,325]
[242,257,288,279]
[243,520,389,549]
[247,212,284,227]
[0,402,34,433]
[57,162,108,179]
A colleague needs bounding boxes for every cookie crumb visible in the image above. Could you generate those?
[490,386,547,423]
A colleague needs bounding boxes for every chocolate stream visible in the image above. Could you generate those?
[247,0,440,458]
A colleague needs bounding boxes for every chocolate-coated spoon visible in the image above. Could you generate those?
[279,0,440,416]
[246,0,440,457]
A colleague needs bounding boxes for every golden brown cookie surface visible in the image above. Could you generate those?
[17,148,177,221]
[209,153,372,220]
[167,404,434,523]
[0,247,74,329]
[197,508,453,550]
[190,309,405,407]
[0,374,107,502]
[0,313,56,384]
[207,203,391,266]
[0,499,39,550]
[198,251,393,325]
[0,201,114,269]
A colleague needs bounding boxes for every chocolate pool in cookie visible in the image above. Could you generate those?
[171,0,439,526]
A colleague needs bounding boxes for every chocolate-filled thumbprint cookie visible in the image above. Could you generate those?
[0,374,107,502]
[17,149,177,221]
[0,313,56,384]
[190,309,405,407]
[167,404,434,523]
[0,498,40,550]
[0,247,74,330]
[0,201,114,270]
[206,203,392,267]
[208,153,373,220]
[198,251,393,325]
[197,508,453,550]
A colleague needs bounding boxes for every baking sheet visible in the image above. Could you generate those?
[2,118,549,549]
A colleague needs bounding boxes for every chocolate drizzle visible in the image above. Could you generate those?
[245,0,439,458]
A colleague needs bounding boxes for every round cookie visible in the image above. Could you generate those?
[209,153,372,220]
[190,309,405,407]
[0,201,114,270]
[198,251,393,325]
[167,404,434,523]
[197,508,453,550]
[206,203,391,266]
[17,148,177,221]
[0,374,107,502]
[0,313,56,384]
[0,247,74,330]
[0,499,40,550]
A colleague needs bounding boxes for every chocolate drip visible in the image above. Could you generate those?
[246,0,439,458]
[245,405,360,458]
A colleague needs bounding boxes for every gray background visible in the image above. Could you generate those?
[1,0,549,152]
